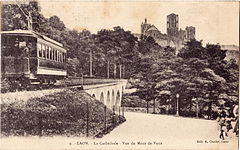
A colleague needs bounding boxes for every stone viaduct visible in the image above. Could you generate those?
[84,80,127,110]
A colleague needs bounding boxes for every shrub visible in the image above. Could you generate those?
[1,88,125,137]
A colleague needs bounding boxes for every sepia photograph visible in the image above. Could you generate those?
[0,0,239,150]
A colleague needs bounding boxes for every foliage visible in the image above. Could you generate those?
[2,1,238,119]
[121,94,149,108]
[1,1,43,31]
[1,1,138,78]
[66,58,80,77]
[130,39,238,118]
[1,89,125,136]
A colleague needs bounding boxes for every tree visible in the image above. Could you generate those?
[94,27,138,78]
[130,38,238,118]
[49,16,65,31]
[178,39,204,59]
[66,58,80,77]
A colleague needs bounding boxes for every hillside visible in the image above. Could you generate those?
[1,88,125,137]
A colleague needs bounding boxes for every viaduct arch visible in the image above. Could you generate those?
[84,80,127,110]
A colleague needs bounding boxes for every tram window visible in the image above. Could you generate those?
[51,48,54,60]
[63,53,66,63]
[64,53,66,63]
[2,35,37,57]
[48,48,50,59]
[51,48,53,60]
[58,52,60,62]
[38,43,42,57]
[53,49,55,60]
[42,45,46,58]
[55,50,57,61]
[49,47,52,60]
[61,52,63,62]
[3,36,12,56]
[65,53,67,63]
[19,41,27,48]
[52,49,54,60]
[59,52,62,62]
[65,53,66,63]
[59,52,61,62]
[51,49,53,60]
[53,49,55,61]
[27,37,36,57]
[57,51,59,61]
[46,46,49,59]
[45,46,48,58]
[56,50,58,61]
[2,36,20,57]
[56,51,58,61]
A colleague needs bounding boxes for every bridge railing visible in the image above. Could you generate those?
[64,77,126,86]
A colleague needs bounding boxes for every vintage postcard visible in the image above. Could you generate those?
[0,0,239,150]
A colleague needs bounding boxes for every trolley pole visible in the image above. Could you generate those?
[17,4,33,30]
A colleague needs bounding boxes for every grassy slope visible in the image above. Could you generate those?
[1,88,125,137]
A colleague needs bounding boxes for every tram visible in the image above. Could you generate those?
[1,30,67,87]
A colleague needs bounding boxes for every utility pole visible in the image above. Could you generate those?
[79,50,95,77]
[176,94,179,116]
[122,65,125,79]
[119,65,122,79]
[192,97,198,118]
[153,98,156,114]
[113,64,117,79]
[89,49,93,77]
[196,98,199,118]
[107,60,110,78]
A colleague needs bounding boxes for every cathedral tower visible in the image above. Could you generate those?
[167,13,179,36]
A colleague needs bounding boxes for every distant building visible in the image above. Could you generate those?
[185,26,195,40]
[139,13,196,52]
[167,13,179,36]
[141,18,161,36]
[178,28,186,41]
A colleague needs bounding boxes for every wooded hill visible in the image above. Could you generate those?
[2,1,239,118]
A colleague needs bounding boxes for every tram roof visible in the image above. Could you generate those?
[0,30,64,48]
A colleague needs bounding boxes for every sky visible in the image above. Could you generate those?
[39,0,239,46]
